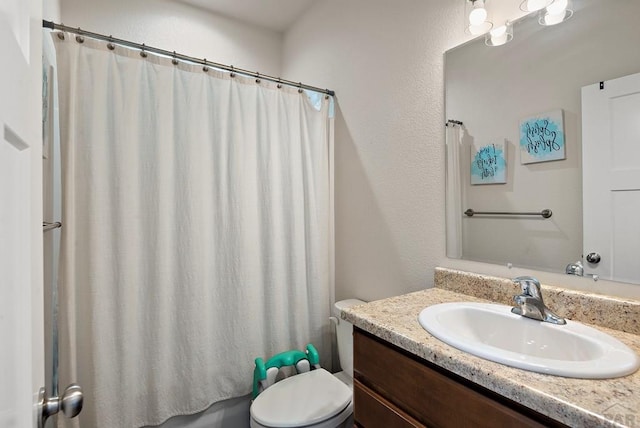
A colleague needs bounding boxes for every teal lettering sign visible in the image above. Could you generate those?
[471,141,507,185]
[519,109,566,164]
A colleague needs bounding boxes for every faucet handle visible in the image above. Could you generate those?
[512,276,542,299]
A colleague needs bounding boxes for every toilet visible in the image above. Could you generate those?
[249,299,365,428]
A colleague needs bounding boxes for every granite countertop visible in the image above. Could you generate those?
[343,287,640,428]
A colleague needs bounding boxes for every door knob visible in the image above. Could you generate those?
[38,383,84,428]
[60,384,83,418]
[586,252,601,264]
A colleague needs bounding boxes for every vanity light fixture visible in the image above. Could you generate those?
[519,0,553,13]
[468,0,572,47]
[485,21,513,46]
[539,0,573,26]
[465,0,493,35]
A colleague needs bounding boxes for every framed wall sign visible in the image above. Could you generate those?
[519,109,565,164]
[471,140,507,185]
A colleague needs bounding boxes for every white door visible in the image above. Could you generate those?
[582,72,640,284]
[0,0,44,427]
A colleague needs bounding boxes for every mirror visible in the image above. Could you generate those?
[445,0,640,283]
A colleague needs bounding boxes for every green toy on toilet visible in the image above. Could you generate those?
[252,344,320,399]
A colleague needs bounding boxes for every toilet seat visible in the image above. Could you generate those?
[250,368,352,428]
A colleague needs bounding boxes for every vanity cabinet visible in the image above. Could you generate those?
[353,328,567,428]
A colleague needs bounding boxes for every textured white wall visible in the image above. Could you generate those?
[59,0,282,76]
[283,0,640,301]
[282,0,469,302]
[43,0,61,21]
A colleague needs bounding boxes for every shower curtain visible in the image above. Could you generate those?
[53,34,333,427]
[445,124,464,259]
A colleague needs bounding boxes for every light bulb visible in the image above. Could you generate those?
[540,0,572,26]
[526,0,547,11]
[543,12,564,25]
[547,0,568,15]
[490,25,506,38]
[469,8,487,25]
[468,1,487,26]
[490,27,507,45]
[519,0,553,13]
[486,22,512,46]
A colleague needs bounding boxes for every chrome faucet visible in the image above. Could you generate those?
[511,276,566,325]
[565,261,600,281]
[565,261,584,276]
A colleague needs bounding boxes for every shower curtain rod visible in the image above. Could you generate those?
[42,20,336,97]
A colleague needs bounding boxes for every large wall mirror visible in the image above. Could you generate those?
[445,0,640,284]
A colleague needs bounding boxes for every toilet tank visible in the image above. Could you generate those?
[333,299,366,378]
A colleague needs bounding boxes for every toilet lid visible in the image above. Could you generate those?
[251,368,352,428]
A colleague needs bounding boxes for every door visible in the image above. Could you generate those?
[582,72,640,284]
[0,0,44,427]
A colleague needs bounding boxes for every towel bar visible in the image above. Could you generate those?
[464,209,552,219]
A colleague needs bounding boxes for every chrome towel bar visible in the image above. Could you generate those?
[464,209,552,219]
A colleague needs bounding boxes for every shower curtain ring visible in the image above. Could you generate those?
[202,59,209,72]
[75,28,84,44]
[277,78,283,89]
[172,52,179,65]
[255,72,261,84]
[140,43,147,58]
[230,65,236,78]
[298,82,303,94]
[107,36,115,51]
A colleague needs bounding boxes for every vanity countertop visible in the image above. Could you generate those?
[343,287,640,428]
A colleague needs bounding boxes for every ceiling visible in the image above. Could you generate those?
[177,0,316,32]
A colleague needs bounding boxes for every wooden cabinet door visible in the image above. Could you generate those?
[354,329,565,428]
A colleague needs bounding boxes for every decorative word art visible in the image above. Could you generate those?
[471,141,507,185]
[519,109,565,164]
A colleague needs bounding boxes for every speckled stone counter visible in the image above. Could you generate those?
[434,268,640,335]
[343,270,640,428]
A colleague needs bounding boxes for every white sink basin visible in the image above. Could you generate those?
[418,302,640,379]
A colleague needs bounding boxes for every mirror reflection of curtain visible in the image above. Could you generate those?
[52,34,333,427]
[445,124,464,258]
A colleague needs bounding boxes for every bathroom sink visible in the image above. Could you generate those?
[418,302,640,379]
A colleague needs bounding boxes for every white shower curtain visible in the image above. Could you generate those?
[445,124,464,259]
[53,34,333,427]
